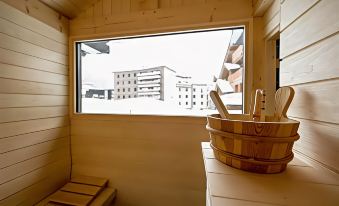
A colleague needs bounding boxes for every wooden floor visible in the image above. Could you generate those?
[202,142,339,206]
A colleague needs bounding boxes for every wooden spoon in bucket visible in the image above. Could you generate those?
[209,91,231,119]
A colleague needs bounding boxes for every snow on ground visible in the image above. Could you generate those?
[82,97,241,116]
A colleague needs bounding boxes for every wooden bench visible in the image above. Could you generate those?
[38,176,116,206]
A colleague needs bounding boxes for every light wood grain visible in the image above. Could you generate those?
[0,63,68,85]
[49,191,93,205]
[262,0,280,38]
[0,78,68,95]
[0,1,68,43]
[0,94,68,108]
[280,0,320,31]
[280,34,339,86]
[293,118,339,172]
[71,176,108,187]
[71,117,209,206]
[0,106,68,123]
[0,47,68,75]
[288,79,339,124]
[0,18,67,54]
[209,91,230,119]
[0,126,69,153]
[1,137,69,169]
[90,187,116,206]
[0,159,69,200]
[280,0,339,58]
[274,86,294,120]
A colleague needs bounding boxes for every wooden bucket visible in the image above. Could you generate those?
[207,114,300,173]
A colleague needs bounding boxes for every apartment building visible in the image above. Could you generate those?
[113,66,177,101]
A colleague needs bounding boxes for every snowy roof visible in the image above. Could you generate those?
[216,79,234,94]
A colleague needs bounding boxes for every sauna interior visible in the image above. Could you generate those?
[0,0,338,205]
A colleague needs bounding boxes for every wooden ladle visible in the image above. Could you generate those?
[209,90,231,119]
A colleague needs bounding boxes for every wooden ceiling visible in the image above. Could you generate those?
[39,0,97,18]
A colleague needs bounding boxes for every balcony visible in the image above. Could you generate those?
[137,74,161,81]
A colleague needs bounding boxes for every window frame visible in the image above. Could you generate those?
[71,22,252,119]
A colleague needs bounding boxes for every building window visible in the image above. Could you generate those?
[76,27,245,115]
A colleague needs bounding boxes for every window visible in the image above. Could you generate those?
[76,27,245,115]
[201,102,203,105]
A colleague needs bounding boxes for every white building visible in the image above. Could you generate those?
[114,66,177,101]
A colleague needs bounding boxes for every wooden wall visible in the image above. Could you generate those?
[69,1,252,205]
[279,0,339,172]
[0,1,71,205]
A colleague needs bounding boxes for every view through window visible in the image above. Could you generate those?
[76,27,245,116]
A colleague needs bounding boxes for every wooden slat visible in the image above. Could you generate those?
[280,0,319,31]
[0,78,68,95]
[293,118,339,172]
[0,106,68,123]
[281,34,339,86]
[0,18,67,55]
[0,126,69,153]
[211,196,276,206]
[61,183,101,196]
[207,172,339,206]
[0,47,68,75]
[0,33,67,65]
[0,1,67,44]
[0,163,69,206]
[0,147,69,184]
[49,191,93,206]
[280,0,339,58]
[1,137,69,169]
[0,158,69,201]
[40,0,79,18]
[262,0,280,37]
[90,188,117,206]
[0,94,68,108]
[0,63,68,85]
[0,116,69,138]
[288,79,339,124]
[71,176,108,187]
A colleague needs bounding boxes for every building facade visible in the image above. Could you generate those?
[113,66,176,101]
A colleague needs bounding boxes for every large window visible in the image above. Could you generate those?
[76,27,245,116]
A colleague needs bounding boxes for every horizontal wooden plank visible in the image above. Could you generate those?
[71,176,108,187]
[61,182,101,196]
[0,78,68,95]
[0,1,67,44]
[288,79,339,124]
[263,11,279,38]
[0,94,68,108]
[280,0,319,31]
[0,116,69,139]
[207,172,339,205]
[262,0,279,24]
[89,187,116,206]
[0,158,69,201]
[0,33,67,65]
[0,63,68,85]
[49,191,93,205]
[293,118,339,172]
[0,163,69,206]
[280,0,339,58]
[1,137,69,169]
[280,34,339,86]
[0,106,68,123]
[0,126,69,153]
[211,196,276,206]
[0,17,67,55]
[0,47,68,75]
[0,147,69,184]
